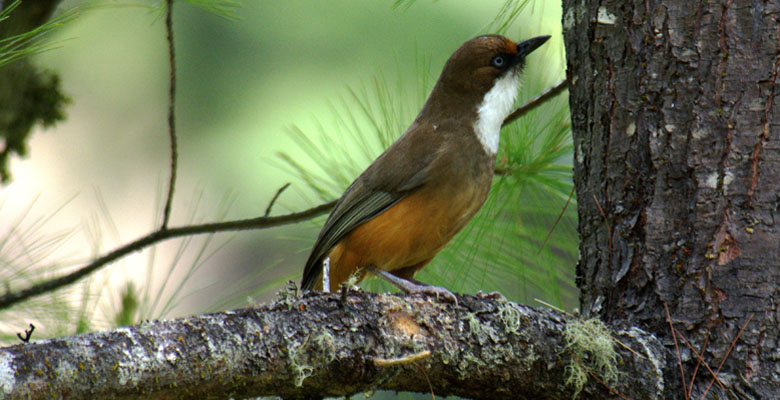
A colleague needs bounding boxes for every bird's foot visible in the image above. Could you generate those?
[369,267,458,306]
[476,290,506,301]
[411,284,458,305]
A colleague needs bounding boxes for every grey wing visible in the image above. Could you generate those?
[300,186,402,290]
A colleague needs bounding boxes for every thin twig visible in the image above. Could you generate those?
[264,183,290,217]
[414,363,436,400]
[592,193,612,253]
[686,333,709,398]
[672,328,724,394]
[16,323,35,343]
[664,303,688,399]
[699,313,754,400]
[0,201,336,310]
[538,185,575,253]
[569,351,632,400]
[373,350,431,367]
[502,79,568,127]
[161,0,178,229]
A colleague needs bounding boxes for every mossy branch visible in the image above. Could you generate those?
[0,291,670,399]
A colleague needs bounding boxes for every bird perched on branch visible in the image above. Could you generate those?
[301,34,550,299]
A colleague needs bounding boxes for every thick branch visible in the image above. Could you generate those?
[0,292,671,399]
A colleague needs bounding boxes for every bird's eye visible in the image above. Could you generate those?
[491,55,506,68]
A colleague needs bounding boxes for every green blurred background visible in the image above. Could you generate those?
[1,0,572,339]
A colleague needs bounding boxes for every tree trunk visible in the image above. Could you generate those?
[563,0,780,398]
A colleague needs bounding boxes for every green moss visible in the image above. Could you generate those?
[563,318,621,398]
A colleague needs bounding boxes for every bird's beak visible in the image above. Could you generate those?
[515,35,551,58]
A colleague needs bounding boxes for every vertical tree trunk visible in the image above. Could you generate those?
[563,0,780,397]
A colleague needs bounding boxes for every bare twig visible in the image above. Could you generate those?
[414,363,437,400]
[0,201,336,310]
[686,332,709,398]
[373,350,431,366]
[502,79,568,127]
[569,351,632,400]
[664,303,688,399]
[161,0,178,229]
[592,193,612,253]
[699,313,754,400]
[538,185,575,253]
[16,323,34,343]
[672,328,724,394]
[264,183,290,217]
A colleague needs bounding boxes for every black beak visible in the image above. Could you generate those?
[516,35,550,58]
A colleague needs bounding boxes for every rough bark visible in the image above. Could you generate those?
[563,0,780,398]
[0,291,669,399]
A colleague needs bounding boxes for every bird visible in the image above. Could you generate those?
[300,34,550,298]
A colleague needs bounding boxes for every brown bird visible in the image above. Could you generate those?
[301,34,550,297]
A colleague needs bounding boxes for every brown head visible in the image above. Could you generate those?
[419,34,550,154]
[441,35,539,92]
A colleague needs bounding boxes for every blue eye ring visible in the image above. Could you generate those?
[491,55,506,68]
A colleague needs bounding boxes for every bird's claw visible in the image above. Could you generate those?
[414,284,458,306]
[368,267,458,306]
[476,290,506,301]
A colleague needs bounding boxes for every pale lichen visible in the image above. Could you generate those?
[563,318,621,398]
[496,301,522,334]
[288,331,336,387]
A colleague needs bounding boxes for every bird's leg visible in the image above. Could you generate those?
[340,281,349,305]
[368,267,458,305]
[321,257,331,293]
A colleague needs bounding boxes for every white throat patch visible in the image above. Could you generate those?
[473,72,520,155]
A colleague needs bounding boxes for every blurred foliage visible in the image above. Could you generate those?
[0,196,88,342]
[0,0,249,342]
[180,0,241,20]
[0,1,77,68]
[0,1,75,183]
[114,281,139,327]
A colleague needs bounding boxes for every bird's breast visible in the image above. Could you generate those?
[343,174,491,270]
